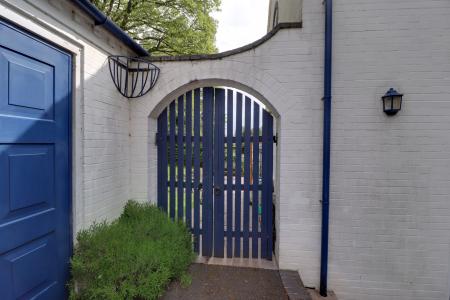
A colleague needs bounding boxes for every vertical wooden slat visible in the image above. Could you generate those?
[252,102,260,258]
[177,95,184,221]
[262,109,274,259]
[213,88,225,257]
[193,89,201,253]
[234,93,243,257]
[157,108,168,212]
[266,113,274,260]
[157,111,162,208]
[243,96,251,258]
[226,90,233,258]
[185,91,193,228]
[261,110,268,259]
[202,87,214,257]
[169,101,176,220]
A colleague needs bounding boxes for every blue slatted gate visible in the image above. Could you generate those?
[157,87,274,260]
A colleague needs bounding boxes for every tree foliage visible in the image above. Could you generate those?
[90,0,221,55]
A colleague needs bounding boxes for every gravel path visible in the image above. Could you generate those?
[162,264,288,300]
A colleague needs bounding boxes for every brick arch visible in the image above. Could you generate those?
[141,62,287,236]
[149,78,282,120]
[140,62,287,123]
[145,76,283,263]
[142,68,287,180]
[129,24,323,279]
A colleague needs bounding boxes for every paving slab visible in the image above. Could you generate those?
[162,263,288,300]
[279,270,312,300]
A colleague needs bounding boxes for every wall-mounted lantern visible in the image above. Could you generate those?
[382,88,403,116]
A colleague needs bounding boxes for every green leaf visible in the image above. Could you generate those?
[90,0,221,55]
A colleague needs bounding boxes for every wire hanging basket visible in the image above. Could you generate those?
[108,55,160,98]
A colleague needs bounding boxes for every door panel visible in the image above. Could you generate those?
[0,20,71,299]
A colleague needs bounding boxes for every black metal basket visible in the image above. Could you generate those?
[108,55,160,98]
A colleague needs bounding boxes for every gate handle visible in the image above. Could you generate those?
[214,185,221,196]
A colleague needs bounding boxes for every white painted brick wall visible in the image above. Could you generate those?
[129,0,450,299]
[0,0,136,233]
[5,0,450,299]
[329,1,450,299]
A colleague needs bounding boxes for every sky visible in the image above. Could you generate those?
[212,0,270,52]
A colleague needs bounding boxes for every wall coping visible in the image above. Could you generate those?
[145,22,302,62]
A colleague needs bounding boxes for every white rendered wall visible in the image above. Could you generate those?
[0,0,136,234]
[130,0,450,299]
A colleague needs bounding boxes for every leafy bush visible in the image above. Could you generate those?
[69,201,194,300]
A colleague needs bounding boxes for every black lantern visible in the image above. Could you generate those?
[382,88,403,116]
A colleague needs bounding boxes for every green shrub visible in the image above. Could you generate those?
[69,200,194,300]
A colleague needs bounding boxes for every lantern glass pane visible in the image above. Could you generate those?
[383,96,392,111]
[393,96,402,110]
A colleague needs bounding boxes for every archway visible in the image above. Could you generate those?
[153,84,279,261]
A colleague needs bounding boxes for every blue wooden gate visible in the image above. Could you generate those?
[157,87,274,260]
[0,20,71,298]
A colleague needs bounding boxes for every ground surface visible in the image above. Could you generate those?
[162,264,288,300]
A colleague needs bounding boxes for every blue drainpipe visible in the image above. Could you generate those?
[320,0,333,297]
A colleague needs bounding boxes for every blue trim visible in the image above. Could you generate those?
[67,51,74,276]
[71,0,149,56]
[320,0,333,297]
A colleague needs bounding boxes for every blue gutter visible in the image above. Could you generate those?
[71,0,149,56]
[320,0,332,297]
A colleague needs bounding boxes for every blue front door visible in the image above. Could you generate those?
[0,20,71,299]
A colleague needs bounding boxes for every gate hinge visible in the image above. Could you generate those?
[273,135,278,144]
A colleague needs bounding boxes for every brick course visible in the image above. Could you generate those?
[2,0,449,299]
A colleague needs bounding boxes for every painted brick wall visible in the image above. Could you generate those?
[55,0,134,230]
[0,0,136,233]
[81,45,131,228]
[5,0,449,299]
[129,0,450,299]
[129,0,325,291]
[329,0,450,299]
